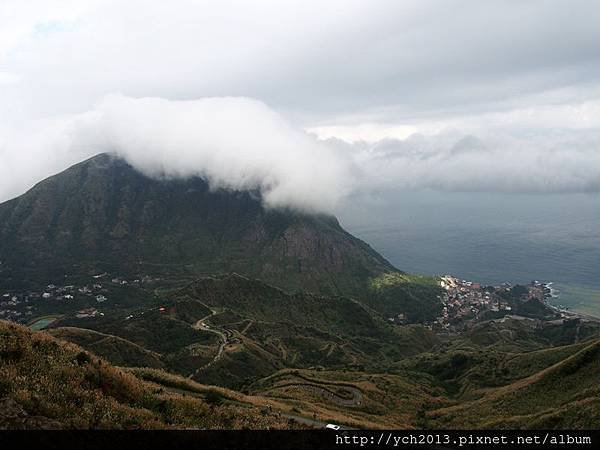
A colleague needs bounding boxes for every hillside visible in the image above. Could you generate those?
[0,320,301,429]
[3,153,598,430]
[0,153,395,299]
[427,339,600,429]
[47,274,440,388]
[47,327,166,369]
[3,318,599,429]
[172,274,389,338]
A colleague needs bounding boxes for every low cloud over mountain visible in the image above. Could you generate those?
[0,95,353,212]
[1,94,600,212]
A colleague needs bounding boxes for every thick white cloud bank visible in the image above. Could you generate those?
[101,95,353,211]
[0,95,352,212]
[1,94,599,214]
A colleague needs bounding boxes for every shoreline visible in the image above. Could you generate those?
[541,284,600,321]
[441,273,600,322]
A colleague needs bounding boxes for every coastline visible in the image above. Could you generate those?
[439,274,600,322]
[542,282,600,321]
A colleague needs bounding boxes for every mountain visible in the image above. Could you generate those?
[427,339,600,429]
[3,153,600,431]
[0,320,299,429]
[48,274,440,387]
[0,153,393,298]
[4,317,598,430]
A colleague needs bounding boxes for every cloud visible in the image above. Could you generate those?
[1,1,599,214]
[0,95,353,212]
[342,130,600,197]
[0,72,21,85]
[2,94,599,214]
[2,1,600,122]
[96,95,353,211]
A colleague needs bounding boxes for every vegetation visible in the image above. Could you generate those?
[365,272,443,322]
[47,327,165,369]
[36,275,440,388]
[3,290,600,429]
[427,340,600,429]
[369,272,418,290]
[0,320,300,429]
[2,153,600,430]
[0,153,394,300]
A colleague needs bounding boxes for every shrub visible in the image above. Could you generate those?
[75,351,92,365]
[205,390,224,406]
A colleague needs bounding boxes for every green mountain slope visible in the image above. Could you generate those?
[173,274,388,338]
[428,339,600,429]
[47,327,166,369]
[2,153,599,431]
[47,274,441,388]
[0,153,393,299]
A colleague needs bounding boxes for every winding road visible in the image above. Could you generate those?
[262,382,363,407]
[188,309,229,379]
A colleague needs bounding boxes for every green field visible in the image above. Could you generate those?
[28,315,61,331]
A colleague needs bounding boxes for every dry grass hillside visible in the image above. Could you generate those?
[427,339,600,429]
[0,320,301,429]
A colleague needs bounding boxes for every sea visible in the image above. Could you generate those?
[339,191,600,317]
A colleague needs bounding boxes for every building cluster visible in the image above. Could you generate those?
[387,313,407,325]
[0,292,30,321]
[430,275,550,331]
[76,307,102,318]
[0,272,158,324]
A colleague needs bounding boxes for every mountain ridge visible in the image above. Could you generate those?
[0,153,395,298]
[1,154,599,430]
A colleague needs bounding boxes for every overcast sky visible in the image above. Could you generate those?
[1,0,599,211]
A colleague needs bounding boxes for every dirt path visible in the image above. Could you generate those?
[188,309,229,379]
[158,384,351,429]
[240,320,254,334]
[266,382,363,407]
[279,412,330,428]
[302,383,363,407]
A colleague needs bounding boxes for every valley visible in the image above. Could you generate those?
[1,154,599,430]
[3,268,598,429]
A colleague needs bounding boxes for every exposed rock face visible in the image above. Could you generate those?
[0,153,395,296]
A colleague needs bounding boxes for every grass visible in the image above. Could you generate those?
[3,316,600,429]
[369,272,436,291]
[16,275,443,393]
[248,367,439,429]
[47,327,166,369]
[364,272,443,323]
[426,339,600,429]
[0,320,302,429]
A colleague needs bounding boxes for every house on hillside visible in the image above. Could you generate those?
[76,308,99,318]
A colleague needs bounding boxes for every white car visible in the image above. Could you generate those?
[325,424,340,430]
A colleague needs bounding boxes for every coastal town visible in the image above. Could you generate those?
[429,275,573,331]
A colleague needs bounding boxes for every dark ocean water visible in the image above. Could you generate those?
[339,191,600,316]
